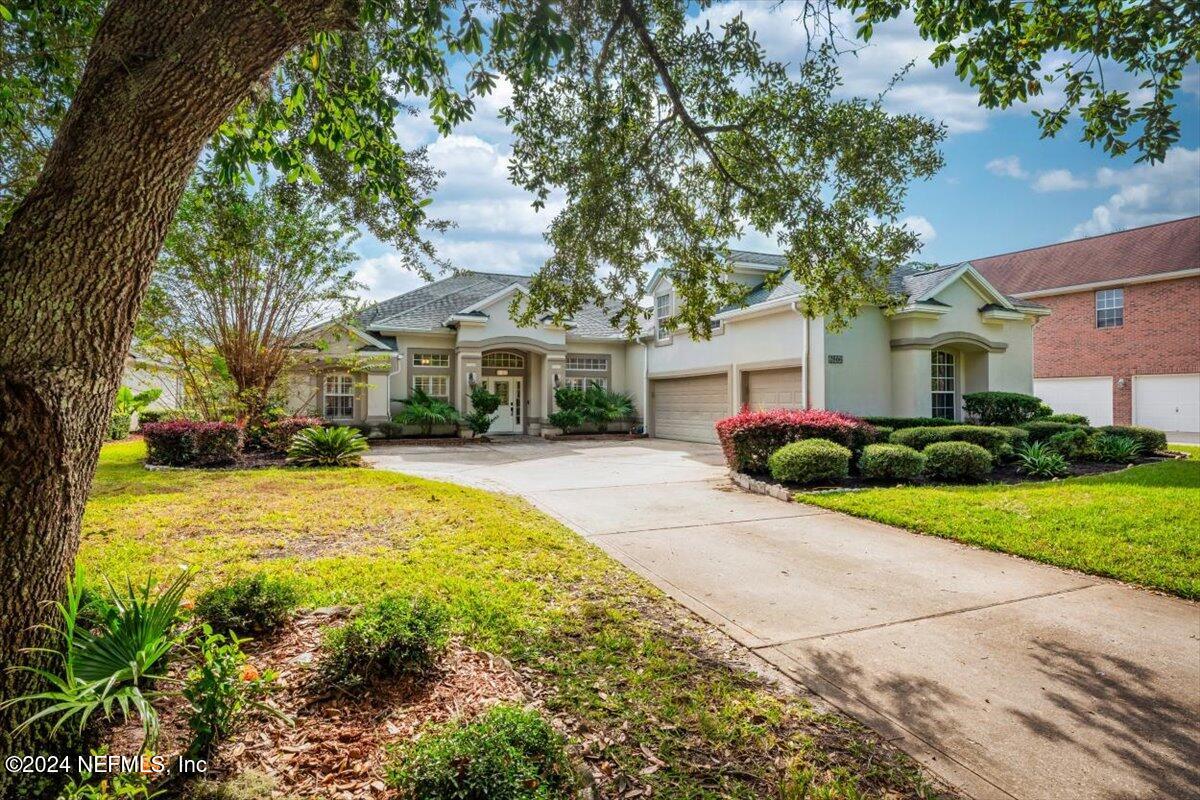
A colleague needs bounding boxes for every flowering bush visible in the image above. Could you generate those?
[715,408,877,474]
[142,421,243,466]
[263,416,324,453]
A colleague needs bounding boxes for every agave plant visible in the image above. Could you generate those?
[1014,441,1071,478]
[1092,433,1143,464]
[394,388,460,436]
[3,565,194,748]
[287,425,369,466]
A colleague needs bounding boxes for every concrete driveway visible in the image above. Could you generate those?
[366,438,1199,800]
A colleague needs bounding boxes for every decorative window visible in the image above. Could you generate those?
[412,352,449,367]
[323,374,355,419]
[1095,288,1124,328]
[482,352,524,369]
[566,355,608,371]
[930,350,956,420]
[564,377,608,391]
[413,375,449,400]
[655,293,672,341]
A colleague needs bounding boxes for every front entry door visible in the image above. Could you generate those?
[486,378,522,434]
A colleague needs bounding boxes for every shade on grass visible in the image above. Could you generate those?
[802,458,1200,598]
[81,441,944,799]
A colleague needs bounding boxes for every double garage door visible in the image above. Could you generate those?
[1033,374,1200,434]
[651,368,803,444]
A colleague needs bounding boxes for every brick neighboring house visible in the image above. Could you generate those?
[972,216,1200,437]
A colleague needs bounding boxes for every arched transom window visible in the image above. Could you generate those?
[482,352,524,369]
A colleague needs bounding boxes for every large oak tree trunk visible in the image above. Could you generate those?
[0,1,353,794]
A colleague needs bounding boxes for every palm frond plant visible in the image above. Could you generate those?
[287,425,369,466]
[394,388,460,436]
[2,566,194,749]
[580,386,634,433]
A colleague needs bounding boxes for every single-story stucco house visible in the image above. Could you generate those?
[286,251,1049,443]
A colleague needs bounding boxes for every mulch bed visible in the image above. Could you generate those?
[105,610,605,800]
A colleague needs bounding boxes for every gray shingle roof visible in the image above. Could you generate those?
[718,256,1048,315]
[355,271,626,340]
[728,249,787,267]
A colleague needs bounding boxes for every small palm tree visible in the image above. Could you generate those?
[395,388,460,436]
[287,426,369,466]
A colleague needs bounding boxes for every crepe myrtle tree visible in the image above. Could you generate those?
[0,0,940,778]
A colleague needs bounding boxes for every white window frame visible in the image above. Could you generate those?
[655,293,672,342]
[412,352,450,368]
[565,376,608,391]
[1095,288,1124,328]
[566,355,608,372]
[323,373,355,419]
[482,352,524,369]
[930,350,956,420]
[413,375,449,401]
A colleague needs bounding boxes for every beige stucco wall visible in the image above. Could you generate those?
[823,307,893,416]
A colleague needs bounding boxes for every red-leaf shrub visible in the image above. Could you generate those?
[264,417,324,453]
[143,421,243,467]
[715,408,878,474]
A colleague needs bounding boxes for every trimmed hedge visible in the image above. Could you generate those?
[889,424,1017,455]
[1045,413,1089,425]
[858,443,925,481]
[863,416,957,430]
[924,441,993,481]
[716,408,877,474]
[1097,425,1166,454]
[768,439,852,484]
[1020,420,1090,443]
[142,421,243,466]
[962,391,1050,425]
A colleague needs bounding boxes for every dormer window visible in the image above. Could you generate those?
[655,293,672,342]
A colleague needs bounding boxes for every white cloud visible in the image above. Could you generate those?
[986,155,1028,179]
[1071,148,1200,237]
[354,253,431,302]
[901,215,937,244]
[1032,169,1089,192]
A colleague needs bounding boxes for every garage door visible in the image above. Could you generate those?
[651,373,729,444]
[1033,377,1113,426]
[1134,374,1200,435]
[745,367,803,411]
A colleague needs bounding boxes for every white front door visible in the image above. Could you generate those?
[487,377,522,434]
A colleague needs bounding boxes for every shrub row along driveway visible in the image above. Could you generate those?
[367,438,1200,800]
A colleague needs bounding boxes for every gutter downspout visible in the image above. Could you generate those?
[795,301,810,409]
[640,339,650,435]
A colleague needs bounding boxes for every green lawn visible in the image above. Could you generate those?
[802,458,1200,598]
[81,441,945,799]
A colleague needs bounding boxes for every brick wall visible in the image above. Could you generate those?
[1032,276,1200,424]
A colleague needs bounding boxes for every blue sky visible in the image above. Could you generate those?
[352,3,1200,301]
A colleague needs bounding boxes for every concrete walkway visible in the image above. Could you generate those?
[366,438,1199,800]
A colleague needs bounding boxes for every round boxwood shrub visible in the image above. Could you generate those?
[387,705,576,800]
[767,438,851,485]
[859,443,925,482]
[889,424,1014,455]
[923,441,993,482]
[320,593,449,687]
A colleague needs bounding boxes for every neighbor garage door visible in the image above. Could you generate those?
[1033,376,1113,426]
[651,373,729,444]
[744,367,803,411]
[1134,374,1200,435]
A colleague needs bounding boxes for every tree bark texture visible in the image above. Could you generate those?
[0,1,355,793]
